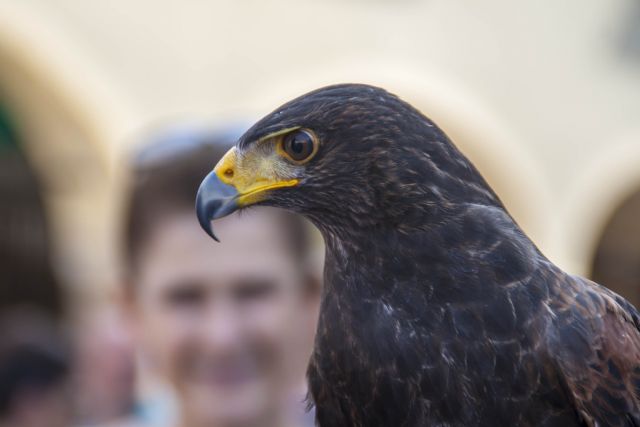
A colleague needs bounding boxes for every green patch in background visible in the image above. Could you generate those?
[0,103,20,152]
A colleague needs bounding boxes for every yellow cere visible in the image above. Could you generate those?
[213,145,299,207]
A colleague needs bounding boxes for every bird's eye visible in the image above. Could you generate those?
[281,129,318,163]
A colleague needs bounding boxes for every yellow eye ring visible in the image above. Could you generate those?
[277,129,319,164]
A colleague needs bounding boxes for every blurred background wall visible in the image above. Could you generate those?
[0,0,638,306]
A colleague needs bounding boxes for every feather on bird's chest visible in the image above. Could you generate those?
[308,226,572,426]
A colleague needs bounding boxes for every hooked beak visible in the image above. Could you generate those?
[195,146,299,242]
[195,170,239,242]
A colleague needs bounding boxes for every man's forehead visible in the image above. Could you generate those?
[139,210,296,274]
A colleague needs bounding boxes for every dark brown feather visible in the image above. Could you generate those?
[545,271,640,426]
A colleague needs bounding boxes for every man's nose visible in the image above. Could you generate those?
[201,301,243,350]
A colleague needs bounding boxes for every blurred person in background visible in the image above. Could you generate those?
[0,309,71,427]
[1,108,134,427]
[0,125,72,427]
[120,128,321,427]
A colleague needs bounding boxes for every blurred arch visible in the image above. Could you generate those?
[560,131,640,279]
[0,2,138,301]
[590,187,640,307]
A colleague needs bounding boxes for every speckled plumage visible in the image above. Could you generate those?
[229,84,640,426]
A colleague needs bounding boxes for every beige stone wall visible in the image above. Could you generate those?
[0,0,638,300]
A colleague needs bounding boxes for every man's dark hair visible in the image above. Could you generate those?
[123,130,314,282]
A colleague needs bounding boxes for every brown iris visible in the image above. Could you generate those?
[281,129,318,163]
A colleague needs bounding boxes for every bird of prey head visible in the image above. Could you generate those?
[196,84,502,240]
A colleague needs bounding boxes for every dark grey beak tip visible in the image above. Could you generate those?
[195,171,240,242]
[198,213,220,242]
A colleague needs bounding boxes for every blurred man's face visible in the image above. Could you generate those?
[131,208,316,426]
